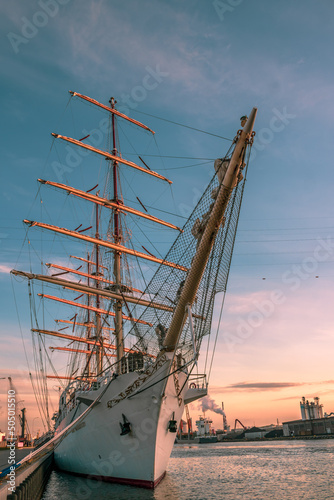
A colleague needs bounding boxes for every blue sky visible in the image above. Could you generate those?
[1,0,334,430]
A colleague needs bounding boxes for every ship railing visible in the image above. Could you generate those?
[105,351,152,376]
[187,373,207,390]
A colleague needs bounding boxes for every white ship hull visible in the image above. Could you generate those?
[54,352,187,488]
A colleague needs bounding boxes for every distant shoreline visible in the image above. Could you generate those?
[176,434,334,444]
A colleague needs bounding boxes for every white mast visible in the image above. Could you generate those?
[163,108,257,351]
[110,97,124,372]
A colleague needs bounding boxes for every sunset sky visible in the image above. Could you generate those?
[1,0,334,435]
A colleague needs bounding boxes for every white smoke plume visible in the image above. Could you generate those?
[198,396,223,415]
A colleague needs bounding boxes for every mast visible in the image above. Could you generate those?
[95,206,103,376]
[163,108,257,352]
[86,253,91,378]
[110,97,124,372]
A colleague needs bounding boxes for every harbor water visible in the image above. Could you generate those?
[41,439,334,499]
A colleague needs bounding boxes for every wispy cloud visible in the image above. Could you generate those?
[223,382,302,391]
[224,290,273,315]
[210,379,334,394]
[3,0,333,131]
[273,381,334,400]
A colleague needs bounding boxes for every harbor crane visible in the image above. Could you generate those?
[234,419,246,431]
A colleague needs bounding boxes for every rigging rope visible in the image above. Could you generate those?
[206,143,253,380]
[10,275,49,432]
[132,109,233,142]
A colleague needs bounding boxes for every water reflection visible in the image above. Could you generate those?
[42,470,181,500]
[42,440,334,500]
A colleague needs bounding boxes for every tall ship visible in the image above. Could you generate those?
[11,93,257,488]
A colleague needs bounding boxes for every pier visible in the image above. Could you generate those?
[0,445,53,500]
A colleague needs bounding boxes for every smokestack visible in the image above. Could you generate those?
[300,398,306,420]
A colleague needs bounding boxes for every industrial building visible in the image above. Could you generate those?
[283,397,334,437]
[244,426,267,439]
